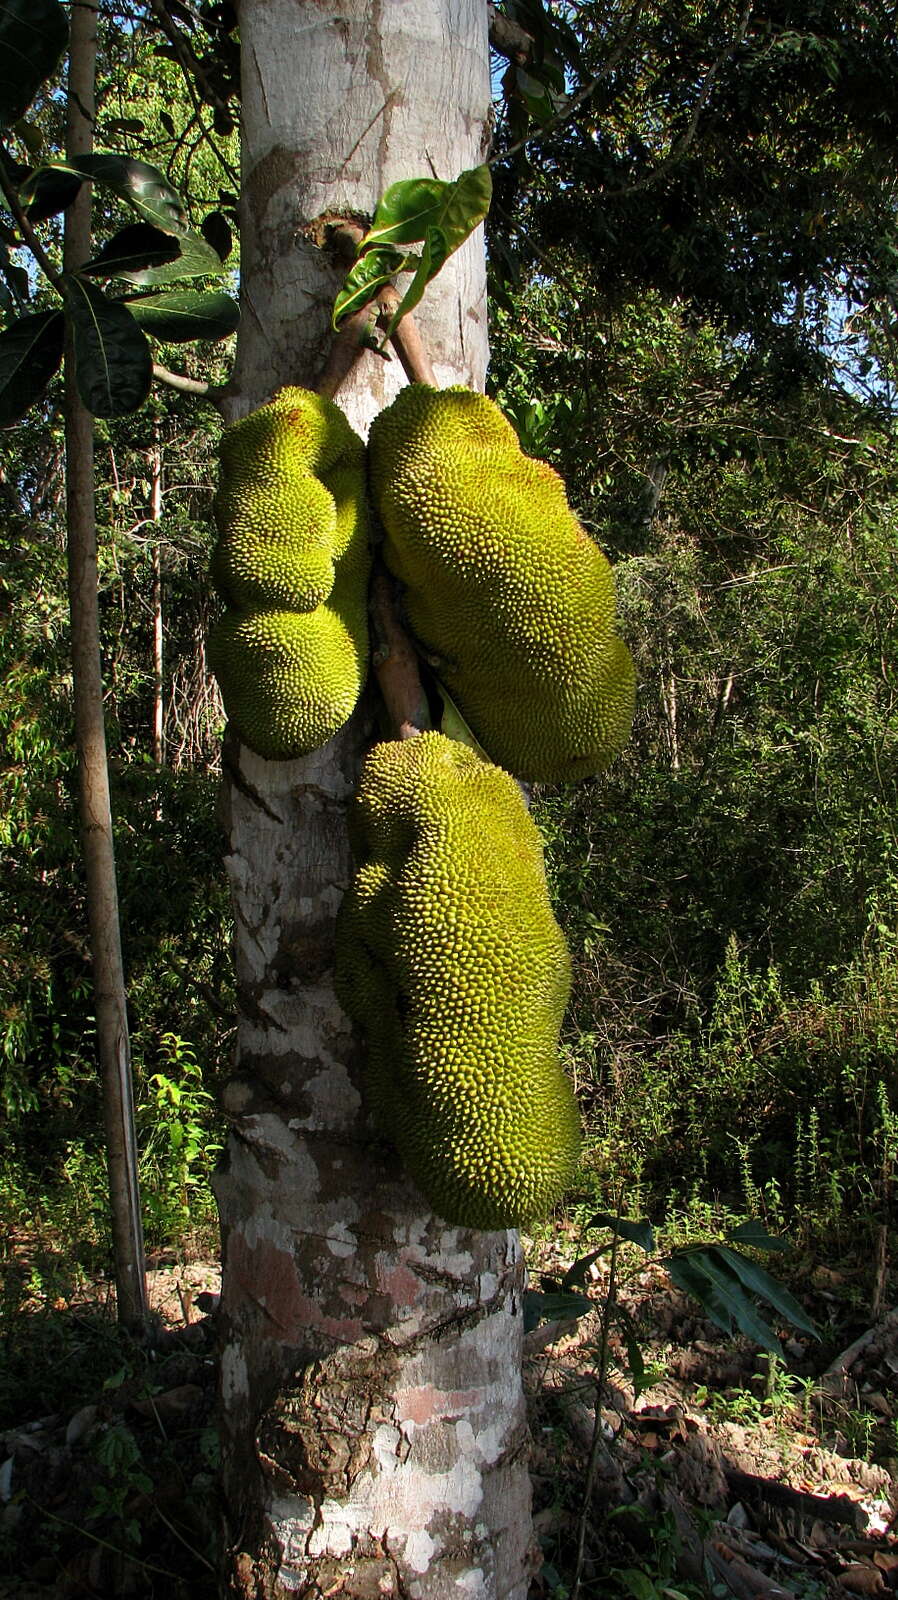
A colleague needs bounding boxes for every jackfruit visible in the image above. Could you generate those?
[336,731,580,1229]
[209,388,370,760]
[368,384,636,783]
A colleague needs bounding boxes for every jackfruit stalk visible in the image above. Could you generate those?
[336,731,581,1229]
[368,384,636,783]
[209,388,370,760]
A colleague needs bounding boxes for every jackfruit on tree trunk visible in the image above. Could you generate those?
[209,388,370,760]
[368,384,636,783]
[336,731,580,1229]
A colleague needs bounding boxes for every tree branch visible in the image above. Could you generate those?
[369,566,431,740]
[612,0,754,197]
[316,304,376,398]
[152,361,223,402]
[492,1,646,168]
[487,3,533,62]
[376,287,436,386]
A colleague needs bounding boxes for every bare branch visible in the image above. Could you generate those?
[152,361,226,405]
[370,566,431,740]
[377,287,437,387]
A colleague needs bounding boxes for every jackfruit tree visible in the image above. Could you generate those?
[209,5,540,1595]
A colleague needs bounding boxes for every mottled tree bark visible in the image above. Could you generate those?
[214,4,534,1596]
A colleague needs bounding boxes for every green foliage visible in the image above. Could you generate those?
[0,0,67,130]
[533,1212,817,1364]
[490,267,898,1246]
[0,23,239,423]
[0,381,230,1251]
[491,0,898,374]
[334,164,491,337]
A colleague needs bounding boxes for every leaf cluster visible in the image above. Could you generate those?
[490,0,898,356]
[526,1214,818,1369]
[0,0,238,424]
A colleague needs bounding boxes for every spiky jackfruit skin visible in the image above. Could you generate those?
[368,385,636,784]
[209,388,370,760]
[336,732,580,1229]
[213,388,361,612]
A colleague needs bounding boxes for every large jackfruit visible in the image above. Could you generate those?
[209,388,370,760]
[368,384,636,784]
[336,731,580,1229]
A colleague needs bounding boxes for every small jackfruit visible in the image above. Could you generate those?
[209,388,370,760]
[368,384,636,784]
[336,731,580,1230]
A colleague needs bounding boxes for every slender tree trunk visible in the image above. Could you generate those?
[151,436,164,766]
[214,4,533,1594]
[64,0,148,1330]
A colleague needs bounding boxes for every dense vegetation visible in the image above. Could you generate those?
[1,4,896,1596]
[1,0,895,1285]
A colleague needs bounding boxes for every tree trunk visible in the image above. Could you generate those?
[214,4,534,1595]
[150,436,164,766]
[63,0,147,1330]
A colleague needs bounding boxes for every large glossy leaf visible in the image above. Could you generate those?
[587,1213,656,1252]
[0,0,68,129]
[21,166,83,222]
[22,155,225,279]
[123,289,239,342]
[523,1287,593,1334]
[363,165,492,251]
[0,307,63,426]
[333,164,491,333]
[333,244,410,328]
[80,224,181,283]
[61,274,152,418]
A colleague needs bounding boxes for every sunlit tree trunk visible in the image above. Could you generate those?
[64,0,147,1330]
[213,3,534,1594]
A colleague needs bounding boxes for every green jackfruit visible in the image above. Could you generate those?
[209,388,370,761]
[336,731,580,1229]
[368,384,636,784]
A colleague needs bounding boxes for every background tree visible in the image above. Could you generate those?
[210,3,536,1595]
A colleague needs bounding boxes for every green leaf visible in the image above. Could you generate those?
[616,1567,661,1600]
[332,244,409,329]
[716,1247,819,1338]
[80,224,182,282]
[23,155,225,279]
[333,165,492,331]
[363,164,492,252]
[377,230,441,342]
[200,211,232,262]
[523,1287,593,1334]
[0,0,68,129]
[437,683,491,759]
[561,1247,609,1290]
[622,1330,649,1397]
[60,273,152,418]
[587,1213,656,1252]
[726,1219,791,1253]
[0,307,63,425]
[666,1248,784,1356]
[123,288,239,342]
[22,166,83,222]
